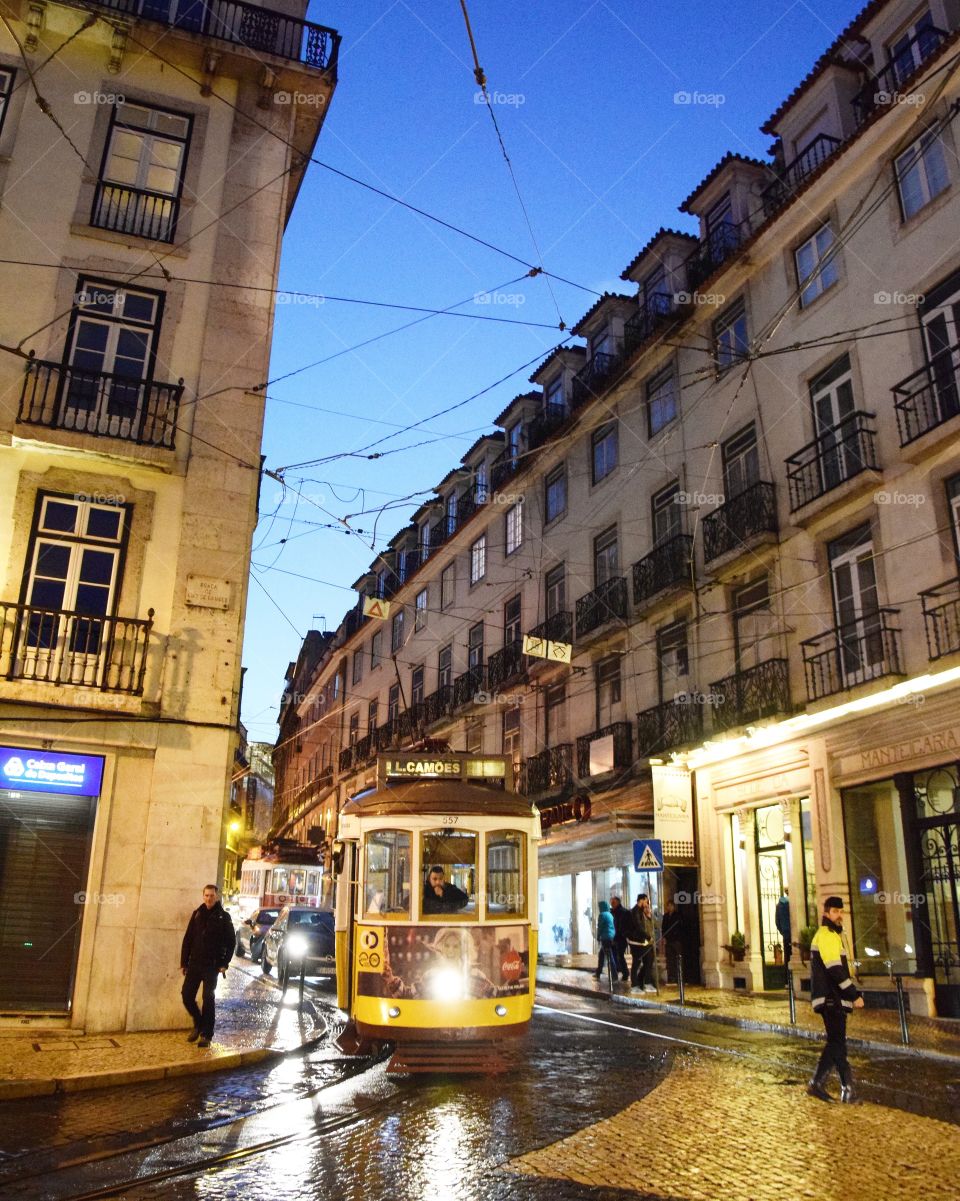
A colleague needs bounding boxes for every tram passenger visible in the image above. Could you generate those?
[423,864,469,914]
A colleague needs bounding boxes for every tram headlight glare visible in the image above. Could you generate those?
[285,933,308,960]
[495,1004,508,1017]
[387,1006,401,1019]
[428,967,463,1002]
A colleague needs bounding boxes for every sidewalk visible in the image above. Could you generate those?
[0,963,328,1101]
[537,963,960,1059]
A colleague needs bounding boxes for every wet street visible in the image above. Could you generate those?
[1,985,958,1201]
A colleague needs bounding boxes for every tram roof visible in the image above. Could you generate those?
[340,778,536,820]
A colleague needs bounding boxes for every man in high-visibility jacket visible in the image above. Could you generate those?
[807,895,864,1103]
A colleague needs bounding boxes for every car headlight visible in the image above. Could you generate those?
[427,967,464,1003]
[285,933,309,959]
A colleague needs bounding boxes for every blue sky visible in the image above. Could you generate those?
[241,0,866,742]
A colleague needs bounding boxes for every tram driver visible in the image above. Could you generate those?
[423,864,469,915]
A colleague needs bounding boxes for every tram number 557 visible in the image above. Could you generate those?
[440,815,460,825]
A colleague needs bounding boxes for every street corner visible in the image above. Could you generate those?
[503,1055,960,1200]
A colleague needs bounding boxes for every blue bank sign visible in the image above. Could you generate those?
[0,746,105,796]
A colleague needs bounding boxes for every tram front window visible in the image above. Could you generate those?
[486,831,526,917]
[421,830,477,918]
[364,830,411,919]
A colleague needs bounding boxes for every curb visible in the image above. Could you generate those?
[537,975,960,1064]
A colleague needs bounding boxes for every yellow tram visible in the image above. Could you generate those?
[332,751,539,1072]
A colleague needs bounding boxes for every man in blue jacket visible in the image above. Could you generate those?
[180,884,235,1048]
[807,896,863,1103]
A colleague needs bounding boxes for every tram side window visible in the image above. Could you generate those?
[421,830,477,918]
[485,831,526,917]
[306,869,320,898]
[364,830,411,919]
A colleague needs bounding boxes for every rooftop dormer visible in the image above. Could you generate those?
[679,154,771,290]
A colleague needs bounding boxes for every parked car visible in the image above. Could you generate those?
[235,908,280,963]
[261,906,335,987]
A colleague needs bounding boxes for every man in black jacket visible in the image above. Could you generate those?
[807,896,863,1103]
[422,865,469,915]
[180,884,235,1047]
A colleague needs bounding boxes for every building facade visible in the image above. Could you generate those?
[275,0,960,1017]
[0,0,338,1029]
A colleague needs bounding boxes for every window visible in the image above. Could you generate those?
[348,712,360,745]
[591,421,618,484]
[796,223,839,306]
[388,683,401,722]
[733,577,777,671]
[441,563,455,610]
[351,650,363,685]
[504,595,521,645]
[391,610,404,653]
[642,265,667,307]
[438,645,453,688]
[947,475,960,563]
[93,101,191,242]
[594,526,619,585]
[506,421,522,462]
[713,299,748,373]
[810,353,860,490]
[0,67,14,139]
[647,365,677,435]
[465,719,483,753]
[411,665,425,706]
[467,621,484,670]
[591,326,614,358]
[370,630,383,669]
[420,521,431,561]
[656,621,689,701]
[705,192,733,240]
[505,501,523,555]
[722,424,760,498]
[470,533,486,584]
[888,10,939,86]
[896,130,949,220]
[829,524,884,685]
[367,700,379,731]
[486,831,526,917]
[364,830,411,919]
[415,587,428,632]
[545,377,564,409]
[445,491,457,537]
[545,564,565,616]
[544,465,566,523]
[545,682,566,742]
[502,706,522,760]
[475,460,489,504]
[421,830,477,918]
[596,654,622,725]
[652,482,681,545]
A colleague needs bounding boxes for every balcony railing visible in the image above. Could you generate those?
[491,448,522,495]
[801,609,903,701]
[522,743,573,796]
[633,534,693,605]
[761,133,843,216]
[423,684,454,725]
[636,697,705,757]
[18,356,183,449]
[452,665,485,708]
[82,0,341,70]
[527,402,569,451]
[785,410,879,510]
[455,489,485,530]
[92,181,182,242]
[709,658,791,733]
[853,26,948,125]
[623,292,675,355]
[893,345,960,445]
[575,576,628,638]
[920,579,960,660]
[686,220,744,290]
[576,721,632,777]
[526,610,574,650]
[702,481,778,564]
[338,743,355,774]
[487,641,525,691]
[571,348,623,409]
[0,602,153,694]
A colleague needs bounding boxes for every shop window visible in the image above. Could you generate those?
[486,831,526,917]
[421,830,478,918]
[364,829,411,918]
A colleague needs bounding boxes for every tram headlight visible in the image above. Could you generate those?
[495,1004,508,1017]
[427,967,464,1003]
[387,1006,401,1019]
[285,933,309,960]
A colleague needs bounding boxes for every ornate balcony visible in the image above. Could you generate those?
[455,489,486,530]
[430,515,455,550]
[525,611,574,654]
[623,292,675,356]
[18,355,183,449]
[708,658,791,733]
[0,601,153,694]
[893,346,960,446]
[452,665,485,708]
[338,743,355,774]
[575,576,628,639]
[636,698,704,757]
[784,411,879,511]
[576,721,632,777]
[92,181,182,242]
[487,641,525,691]
[760,134,842,216]
[801,609,903,701]
[527,402,569,451]
[853,25,948,125]
[522,744,573,796]
[685,220,744,290]
[702,482,778,564]
[920,579,960,660]
[571,348,623,410]
[81,0,341,71]
[491,447,522,495]
[422,685,454,726]
[632,534,693,605]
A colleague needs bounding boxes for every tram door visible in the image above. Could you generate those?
[755,804,787,990]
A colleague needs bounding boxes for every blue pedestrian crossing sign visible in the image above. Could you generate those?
[633,838,664,872]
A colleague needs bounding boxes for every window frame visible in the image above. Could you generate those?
[485,829,528,919]
[895,128,950,221]
[370,629,383,670]
[591,421,618,485]
[470,533,487,585]
[795,222,839,307]
[544,464,566,524]
[505,500,523,555]
[0,66,16,140]
[440,563,455,610]
[713,299,749,374]
[391,609,404,654]
[646,363,678,436]
[593,525,619,586]
[414,587,428,632]
[352,649,363,685]
[419,828,480,921]
[363,828,412,921]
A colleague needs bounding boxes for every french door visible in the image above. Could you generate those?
[829,527,884,686]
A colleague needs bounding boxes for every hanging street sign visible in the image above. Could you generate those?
[633,838,664,872]
[363,596,391,619]
[522,633,572,663]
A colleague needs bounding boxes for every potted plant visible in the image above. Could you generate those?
[798,925,818,964]
[729,931,746,962]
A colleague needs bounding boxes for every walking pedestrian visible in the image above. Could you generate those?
[627,894,656,992]
[775,887,792,966]
[180,884,235,1048]
[593,900,618,985]
[609,895,630,981]
[807,896,863,1103]
[661,899,684,983]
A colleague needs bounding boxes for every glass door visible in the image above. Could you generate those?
[755,804,788,989]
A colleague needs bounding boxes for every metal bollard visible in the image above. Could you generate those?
[677,950,685,1006]
[786,968,796,1025]
[895,974,910,1045]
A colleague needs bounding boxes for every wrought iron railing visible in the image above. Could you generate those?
[784,410,879,510]
[92,181,181,242]
[571,348,623,410]
[0,601,153,694]
[487,641,525,690]
[491,446,522,495]
[623,292,675,355]
[893,345,960,445]
[526,610,574,649]
[709,658,791,732]
[338,744,354,774]
[423,684,454,725]
[636,697,705,756]
[527,402,569,451]
[80,0,341,71]
[576,721,632,777]
[633,534,693,605]
[18,355,182,449]
[702,481,778,563]
[801,609,903,701]
[853,26,948,124]
[760,133,842,216]
[575,576,628,638]
[452,665,485,708]
[429,516,453,551]
[522,743,573,796]
[920,579,960,660]
[685,220,744,290]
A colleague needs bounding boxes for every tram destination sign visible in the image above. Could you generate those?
[379,753,509,783]
[0,746,105,796]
